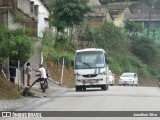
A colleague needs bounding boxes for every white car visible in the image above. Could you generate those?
[108,70,115,86]
[119,72,138,86]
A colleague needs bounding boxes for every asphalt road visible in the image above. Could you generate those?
[2,86,160,120]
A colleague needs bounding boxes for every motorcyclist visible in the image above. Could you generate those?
[29,64,48,89]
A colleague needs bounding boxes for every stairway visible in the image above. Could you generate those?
[24,40,42,86]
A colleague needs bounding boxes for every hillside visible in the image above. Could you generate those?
[0,60,158,99]
[45,60,159,88]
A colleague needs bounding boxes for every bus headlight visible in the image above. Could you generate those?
[77,79,81,82]
[99,68,106,75]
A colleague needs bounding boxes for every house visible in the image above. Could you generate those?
[0,0,38,37]
[128,2,160,43]
[0,0,39,82]
[87,1,132,28]
[107,3,132,27]
[87,5,112,27]
[0,0,49,84]
[32,0,49,37]
[0,0,49,37]
[87,0,112,27]
[86,1,160,45]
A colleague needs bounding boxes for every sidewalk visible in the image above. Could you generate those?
[23,40,69,97]
[27,80,54,98]
[25,79,68,98]
[0,79,68,111]
[24,40,43,96]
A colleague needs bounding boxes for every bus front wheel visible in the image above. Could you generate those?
[101,85,107,91]
[75,86,82,92]
[82,86,86,91]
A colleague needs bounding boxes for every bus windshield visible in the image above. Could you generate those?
[75,51,105,69]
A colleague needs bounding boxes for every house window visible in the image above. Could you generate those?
[111,13,118,20]
[30,1,34,13]
[150,22,156,29]
[144,21,148,29]
[34,5,38,16]
[143,21,160,30]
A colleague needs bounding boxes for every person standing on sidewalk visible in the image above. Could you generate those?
[26,62,32,86]
[9,66,16,84]
[29,64,48,89]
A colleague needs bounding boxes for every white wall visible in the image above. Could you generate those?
[17,0,31,17]
[8,11,23,29]
[31,0,49,37]
[87,0,101,6]
[8,0,49,37]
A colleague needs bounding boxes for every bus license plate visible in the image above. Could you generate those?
[85,80,97,83]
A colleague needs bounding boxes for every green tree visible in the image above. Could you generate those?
[79,25,94,46]
[49,0,92,33]
[131,36,157,64]
[94,22,129,54]
[0,25,35,66]
[124,20,143,38]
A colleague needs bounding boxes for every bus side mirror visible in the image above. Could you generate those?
[105,59,108,64]
[71,60,74,67]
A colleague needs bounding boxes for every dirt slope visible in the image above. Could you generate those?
[0,74,21,99]
[46,60,74,88]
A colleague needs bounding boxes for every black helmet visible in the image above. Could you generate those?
[27,62,30,66]
[39,64,43,67]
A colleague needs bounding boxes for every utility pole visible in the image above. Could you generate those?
[147,4,154,36]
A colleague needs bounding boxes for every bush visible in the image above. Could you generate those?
[0,25,35,65]
[54,34,68,49]
[94,22,129,54]
[42,34,76,64]
[108,54,149,76]
[108,56,122,74]
[131,36,157,64]
[42,34,55,47]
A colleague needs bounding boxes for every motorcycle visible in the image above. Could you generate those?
[40,78,47,93]
[36,73,48,93]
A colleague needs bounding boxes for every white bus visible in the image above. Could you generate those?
[72,48,109,91]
